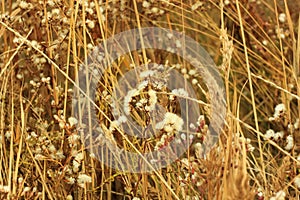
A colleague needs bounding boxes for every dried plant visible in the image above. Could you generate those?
[0,0,300,199]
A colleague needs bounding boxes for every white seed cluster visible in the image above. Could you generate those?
[269,103,286,121]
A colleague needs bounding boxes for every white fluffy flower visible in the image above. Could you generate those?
[86,19,95,29]
[77,174,92,188]
[142,1,150,8]
[170,88,189,100]
[148,89,157,111]
[171,88,189,98]
[156,112,184,133]
[278,13,286,23]
[118,115,127,123]
[270,190,285,200]
[74,152,84,163]
[294,177,300,188]
[124,89,139,115]
[66,177,75,185]
[264,129,275,140]
[68,117,78,127]
[0,185,10,193]
[19,1,29,9]
[275,103,286,115]
[188,69,197,76]
[68,134,80,144]
[137,80,149,90]
[284,135,294,151]
[274,131,284,141]
[140,70,156,78]
[269,103,286,121]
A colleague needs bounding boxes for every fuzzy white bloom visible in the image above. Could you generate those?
[41,76,50,83]
[66,194,73,200]
[175,40,182,48]
[118,115,127,123]
[264,129,275,140]
[86,19,95,29]
[18,177,24,184]
[34,154,45,160]
[0,185,9,193]
[29,80,37,87]
[275,27,285,39]
[275,103,286,115]
[247,144,255,152]
[269,103,286,121]
[31,40,41,49]
[181,68,187,74]
[284,135,294,150]
[74,152,84,163]
[13,37,21,44]
[59,121,65,129]
[164,124,173,133]
[55,150,65,159]
[23,187,31,193]
[156,112,184,133]
[19,1,29,9]
[72,162,80,173]
[181,133,186,141]
[77,174,92,188]
[151,7,159,14]
[274,131,284,141]
[166,47,175,53]
[278,13,286,23]
[180,158,189,168]
[140,70,155,78]
[68,117,78,127]
[124,89,139,115]
[68,134,80,144]
[167,33,173,39]
[138,80,149,90]
[171,88,189,98]
[262,40,268,45]
[224,0,230,5]
[142,1,151,8]
[5,131,12,139]
[192,79,198,85]
[294,177,300,188]
[188,69,197,76]
[270,190,285,200]
[52,8,60,15]
[89,153,96,159]
[140,98,148,104]
[194,142,203,159]
[132,197,141,200]
[148,89,157,111]
[47,0,55,6]
[86,8,94,15]
[109,120,120,132]
[16,73,23,80]
[87,43,94,50]
[48,144,56,153]
[66,177,76,185]
[189,123,196,129]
